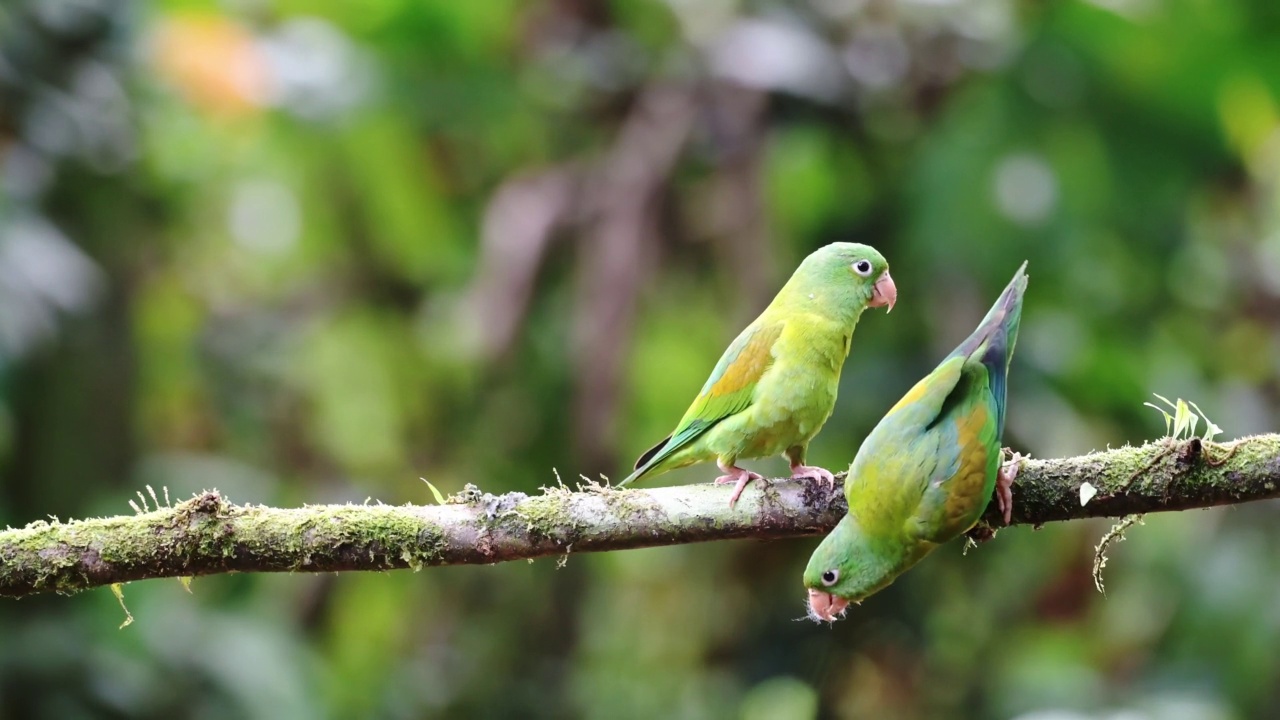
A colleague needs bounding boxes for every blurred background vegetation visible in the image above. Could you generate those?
[2,0,1279,717]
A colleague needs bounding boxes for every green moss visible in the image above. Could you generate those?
[390,509,446,565]
[359,509,448,570]
[510,493,582,542]
[600,487,665,526]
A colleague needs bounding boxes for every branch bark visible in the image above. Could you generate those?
[2,435,1279,599]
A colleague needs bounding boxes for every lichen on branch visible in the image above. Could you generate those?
[2,435,1279,599]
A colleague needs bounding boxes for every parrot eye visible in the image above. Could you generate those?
[852,260,873,276]
[821,570,839,586]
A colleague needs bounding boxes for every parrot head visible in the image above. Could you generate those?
[802,514,901,622]
[789,243,897,315]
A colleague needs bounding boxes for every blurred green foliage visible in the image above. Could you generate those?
[2,0,1279,717]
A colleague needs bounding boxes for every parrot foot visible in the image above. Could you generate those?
[789,464,836,491]
[714,463,763,509]
[996,451,1024,525]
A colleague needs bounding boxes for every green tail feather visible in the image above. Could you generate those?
[619,434,672,486]
[948,261,1028,438]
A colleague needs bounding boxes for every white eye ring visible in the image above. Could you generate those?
[821,569,839,586]
[852,260,873,276]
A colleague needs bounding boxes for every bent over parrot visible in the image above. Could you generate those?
[621,243,897,508]
[804,262,1027,621]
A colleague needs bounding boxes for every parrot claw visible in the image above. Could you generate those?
[715,464,763,508]
[996,451,1023,525]
[789,464,836,490]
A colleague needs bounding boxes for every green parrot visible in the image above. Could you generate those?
[804,262,1027,621]
[621,243,897,507]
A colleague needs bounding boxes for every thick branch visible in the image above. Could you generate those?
[2,435,1279,598]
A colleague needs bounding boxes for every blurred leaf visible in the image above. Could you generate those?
[422,477,446,504]
[741,676,819,720]
[341,113,466,283]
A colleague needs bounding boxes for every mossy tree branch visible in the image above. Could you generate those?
[2,435,1279,599]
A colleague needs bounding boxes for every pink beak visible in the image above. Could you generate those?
[807,588,850,623]
[869,270,897,313]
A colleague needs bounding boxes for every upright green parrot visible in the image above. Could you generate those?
[804,262,1028,621]
[621,243,897,507]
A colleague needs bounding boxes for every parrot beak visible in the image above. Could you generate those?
[869,270,897,313]
[806,588,850,623]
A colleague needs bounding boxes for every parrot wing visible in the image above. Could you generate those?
[850,354,997,543]
[903,362,1000,542]
[846,355,965,520]
[896,264,1027,541]
[621,320,785,484]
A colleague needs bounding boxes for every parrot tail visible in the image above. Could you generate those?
[619,434,672,486]
[952,261,1027,437]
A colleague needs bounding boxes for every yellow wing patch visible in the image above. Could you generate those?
[886,356,965,418]
[887,377,933,416]
[704,323,783,399]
